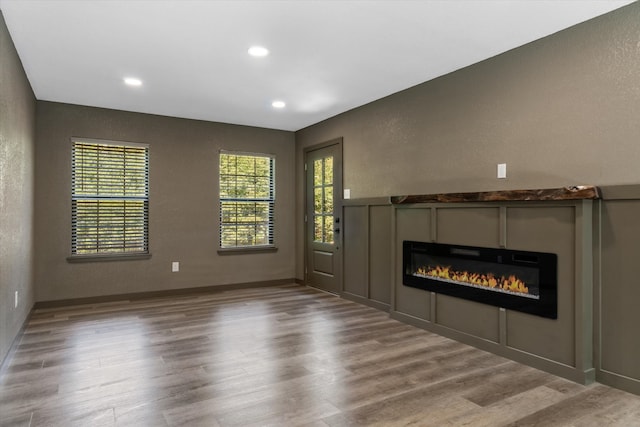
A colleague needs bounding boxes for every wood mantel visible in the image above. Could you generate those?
[391,185,600,204]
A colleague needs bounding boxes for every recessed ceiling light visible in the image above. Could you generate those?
[123,77,142,87]
[248,46,269,57]
[272,100,286,109]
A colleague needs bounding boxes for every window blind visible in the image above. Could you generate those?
[71,140,149,255]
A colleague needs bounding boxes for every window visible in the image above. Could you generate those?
[313,156,334,244]
[71,139,149,256]
[219,151,275,248]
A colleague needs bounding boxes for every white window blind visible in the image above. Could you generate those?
[219,152,275,248]
[71,139,149,255]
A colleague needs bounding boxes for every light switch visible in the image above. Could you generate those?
[497,163,507,179]
[172,261,179,272]
[344,189,351,199]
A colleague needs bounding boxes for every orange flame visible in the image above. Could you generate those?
[416,265,529,295]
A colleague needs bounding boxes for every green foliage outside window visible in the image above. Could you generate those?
[219,152,275,248]
[312,156,334,243]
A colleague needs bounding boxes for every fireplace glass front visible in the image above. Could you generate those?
[403,241,557,318]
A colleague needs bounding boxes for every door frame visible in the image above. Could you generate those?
[303,137,344,293]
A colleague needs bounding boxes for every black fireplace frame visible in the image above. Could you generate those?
[403,241,558,319]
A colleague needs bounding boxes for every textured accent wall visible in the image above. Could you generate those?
[0,11,36,367]
[35,102,295,302]
[294,2,640,280]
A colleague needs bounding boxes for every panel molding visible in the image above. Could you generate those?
[342,201,392,308]
[392,200,594,385]
[594,195,640,394]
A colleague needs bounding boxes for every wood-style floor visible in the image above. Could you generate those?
[2,284,640,426]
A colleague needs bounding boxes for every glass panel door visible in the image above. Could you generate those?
[305,140,342,294]
[313,156,334,244]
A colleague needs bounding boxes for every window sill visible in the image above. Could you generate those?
[67,253,152,263]
[217,246,278,255]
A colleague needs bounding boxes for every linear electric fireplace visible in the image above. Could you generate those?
[403,241,558,319]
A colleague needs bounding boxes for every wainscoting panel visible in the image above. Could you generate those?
[435,294,501,343]
[343,205,368,298]
[342,199,392,311]
[394,206,432,320]
[505,206,577,367]
[596,188,640,395]
[435,207,501,340]
[436,207,501,247]
[340,186,640,397]
[392,200,594,384]
[369,205,392,305]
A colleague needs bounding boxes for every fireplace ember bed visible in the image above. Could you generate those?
[403,241,558,319]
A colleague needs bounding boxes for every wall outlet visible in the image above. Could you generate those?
[497,163,507,179]
[14,291,18,308]
[172,261,179,272]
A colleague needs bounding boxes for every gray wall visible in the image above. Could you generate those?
[35,102,296,302]
[295,3,640,280]
[0,11,36,366]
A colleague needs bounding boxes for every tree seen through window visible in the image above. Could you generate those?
[219,152,275,248]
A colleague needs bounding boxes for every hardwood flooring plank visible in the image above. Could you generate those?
[31,407,115,427]
[213,396,341,427]
[322,360,530,425]
[326,350,503,412]
[0,382,59,420]
[462,364,556,407]
[0,412,32,427]
[443,385,567,426]
[503,384,638,426]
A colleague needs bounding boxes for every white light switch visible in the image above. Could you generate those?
[172,262,179,272]
[497,163,507,179]
[343,189,351,199]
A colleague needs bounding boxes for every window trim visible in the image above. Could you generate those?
[66,253,152,263]
[218,150,276,251]
[69,137,150,260]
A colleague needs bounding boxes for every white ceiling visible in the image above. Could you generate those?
[0,0,635,131]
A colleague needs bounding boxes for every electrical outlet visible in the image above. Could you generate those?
[14,291,18,308]
[172,261,179,272]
